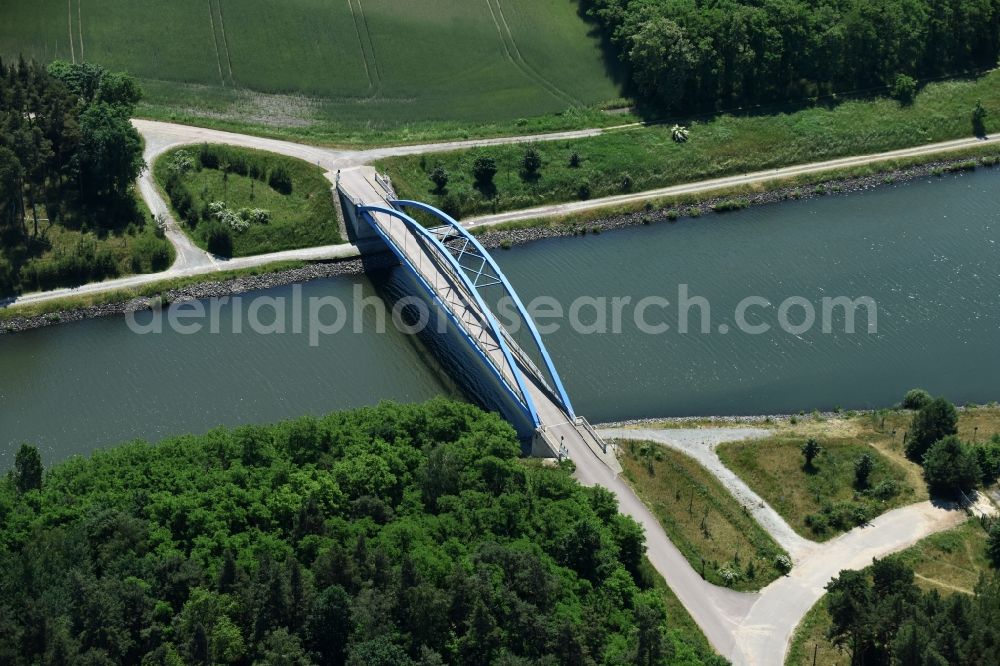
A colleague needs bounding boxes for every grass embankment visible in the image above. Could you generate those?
[786,518,993,665]
[154,145,342,257]
[717,407,1000,542]
[620,440,788,590]
[379,70,1000,219]
[717,434,916,541]
[0,261,307,326]
[473,145,1000,234]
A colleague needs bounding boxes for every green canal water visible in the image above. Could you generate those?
[2,170,998,464]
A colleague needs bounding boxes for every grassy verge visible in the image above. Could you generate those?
[0,260,307,325]
[639,558,718,661]
[379,70,1000,219]
[472,145,1000,234]
[786,518,993,665]
[138,96,637,149]
[717,433,916,542]
[620,440,788,591]
[153,145,342,257]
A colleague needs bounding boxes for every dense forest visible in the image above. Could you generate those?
[0,58,164,297]
[581,0,1000,111]
[825,556,1000,665]
[0,400,722,665]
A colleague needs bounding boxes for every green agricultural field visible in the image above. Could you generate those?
[0,0,621,136]
[380,70,1000,218]
[620,440,788,591]
[154,145,342,257]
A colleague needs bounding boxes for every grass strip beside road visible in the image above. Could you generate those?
[620,440,788,591]
[0,261,308,325]
[472,145,1000,234]
[381,71,1000,220]
[717,433,916,542]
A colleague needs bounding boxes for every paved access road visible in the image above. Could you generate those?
[8,119,1000,309]
[600,428,964,666]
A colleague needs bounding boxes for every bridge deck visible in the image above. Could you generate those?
[338,167,619,473]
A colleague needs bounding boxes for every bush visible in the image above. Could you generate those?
[891,74,917,105]
[973,101,989,138]
[774,554,793,575]
[905,397,958,461]
[429,165,449,193]
[620,173,633,192]
[712,198,748,213]
[150,245,171,272]
[269,165,293,195]
[922,436,980,499]
[902,388,932,410]
[868,480,900,501]
[577,181,591,200]
[205,223,233,256]
[568,151,582,168]
[521,147,542,177]
[472,155,498,186]
[988,521,1000,567]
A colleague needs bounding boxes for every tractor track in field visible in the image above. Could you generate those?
[67,0,76,63]
[484,0,579,108]
[215,0,235,85]
[76,0,84,60]
[346,0,378,95]
[207,0,226,86]
[355,0,383,85]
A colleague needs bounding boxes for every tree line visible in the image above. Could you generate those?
[0,57,147,295]
[580,0,1000,112]
[826,556,1000,665]
[0,399,723,665]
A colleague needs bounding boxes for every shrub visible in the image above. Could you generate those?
[521,147,542,177]
[472,156,498,186]
[166,149,196,176]
[854,453,875,490]
[922,436,980,499]
[150,245,171,272]
[568,151,582,168]
[988,521,1000,568]
[671,124,689,143]
[620,173,633,192]
[198,143,219,169]
[718,568,740,587]
[712,198,748,213]
[868,480,900,501]
[205,223,233,257]
[905,397,958,461]
[973,101,989,138]
[429,165,449,193]
[774,554,793,575]
[902,388,932,410]
[576,181,591,200]
[891,74,917,105]
[268,166,293,195]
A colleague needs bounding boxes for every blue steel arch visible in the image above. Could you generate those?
[358,204,541,428]
[390,199,576,420]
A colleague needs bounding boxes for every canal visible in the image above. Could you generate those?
[2,170,998,464]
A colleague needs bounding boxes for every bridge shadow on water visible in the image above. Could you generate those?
[359,251,538,452]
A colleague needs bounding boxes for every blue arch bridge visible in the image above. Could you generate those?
[337,166,618,471]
